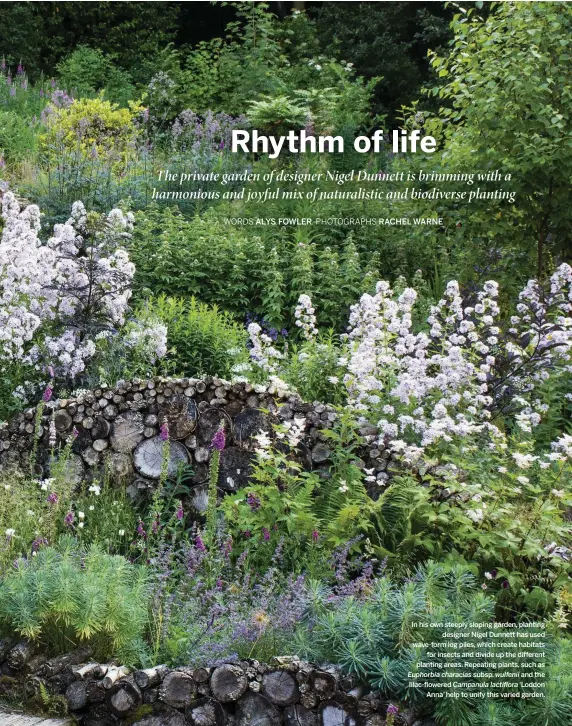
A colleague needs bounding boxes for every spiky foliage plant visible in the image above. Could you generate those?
[0,535,150,665]
[294,562,572,726]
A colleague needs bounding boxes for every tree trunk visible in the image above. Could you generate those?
[185,696,228,726]
[235,691,282,726]
[284,704,317,726]
[106,676,142,717]
[66,680,89,711]
[261,670,300,706]
[7,639,36,670]
[111,412,145,453]
[319,702,357,726]
[309,670,337,700]
[133,436,189,479]
[159,394,198,440]
[41,647,93,678]
[210,664,248,703]
[134,664,169,689]
[102,665,129,689]
[160,671,197,709]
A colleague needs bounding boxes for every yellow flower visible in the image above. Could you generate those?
[252,610,270,629]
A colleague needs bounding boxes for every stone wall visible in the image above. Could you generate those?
[0,377,391,504]
[0,639,435,726]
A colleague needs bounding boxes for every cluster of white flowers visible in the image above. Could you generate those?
[340,267,572,457]
[0,192,136,379]
[125,318,168,364]
[294,294,318,340]
[247,322,283,372]
[275,417,306,449]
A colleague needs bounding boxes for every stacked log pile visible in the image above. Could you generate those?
[0,643,436,726]
[0,377,393,497]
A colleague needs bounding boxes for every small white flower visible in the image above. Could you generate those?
[5,528,15,537]
[89,484,101,496]
[78,522,84,529]
[78,511,85,520]
[551,489,565,499]
[4,484,10,491]
[118,529,125,536]
[497,466,507,474]
[89,505,95,511]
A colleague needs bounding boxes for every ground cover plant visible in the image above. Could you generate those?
[0,3,571,725]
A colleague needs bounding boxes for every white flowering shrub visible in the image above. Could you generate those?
[341,267,572,460]
[0,192,165,408]
[294,294,318,340]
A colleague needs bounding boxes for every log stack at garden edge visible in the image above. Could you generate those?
[0,376,393,495]
[0,643,437,726]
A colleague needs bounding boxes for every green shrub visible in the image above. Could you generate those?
[130,205,375,331]
[0,536,149,664]
[56,46,135,107]
[0,109,39,164]
[140,295,249,379]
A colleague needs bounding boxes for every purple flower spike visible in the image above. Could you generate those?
[490,568,498,579]
[262,527,270,542]
[137,519,146,538]
[211,425,226,451]
[43,385,53,402]
[47,492,59,505]
[387,704,399,715]
[312,530,320,542]
[502,580,510,589]
[176,502,184,520]
[159,422,169,441]
[32,537,47,552]
[195,534,206,552]
[247,492,261,511]
[64,511,74,527]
